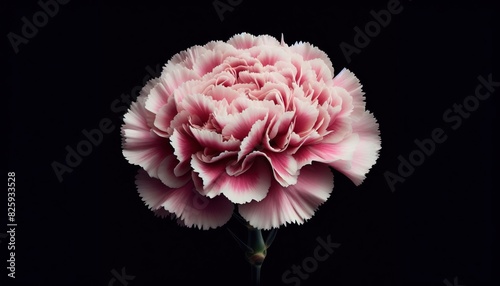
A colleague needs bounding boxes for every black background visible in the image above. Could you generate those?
[4,0,497,285]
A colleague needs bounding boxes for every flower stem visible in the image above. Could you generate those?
[229,213,278,286]
[251,263,261,286]
[247,226,265,286]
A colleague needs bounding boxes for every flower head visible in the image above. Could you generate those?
[121,33,381,230]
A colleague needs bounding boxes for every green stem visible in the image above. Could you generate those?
[247,227,265,286]
[251,264,261,286]
[229,213,278,286]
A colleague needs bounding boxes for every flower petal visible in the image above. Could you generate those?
[207,85,241,103]
[145,66,199,115]
[254,34,282,47]
[264,152,299,187]
[157,155,191,188]
[292,97,320,136]
[122,96,171,179]
[136,169,171,211]
[189,127,241,153]
[257,45,291,67]
[329,112,381,185]
[289,42,334,76]
[238,117,267,161]
[215,155,272,204]
[191,152,235,197]
[153,96,177,136]
[179,93,217,126]
[169,45,210,69]
[192,48,228,76]
[294,133,359,168]
[170,128,200,164]
[239,163,334,229]
[308,58,334,83]
[332,68,366,120]
[136,170,234,230]
[222,106,268,140]
[228,33,257,49]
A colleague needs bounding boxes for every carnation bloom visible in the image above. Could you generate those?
[121,33,381,230]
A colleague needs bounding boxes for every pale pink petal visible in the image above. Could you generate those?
[238,118,267,161]
[171,78,206,103]
[332,86,354,119]
[189,126,240,152]
[191,171,205,194]
[214,156,272,204]
[139,78,160,98]
[228,33,257,49]
[170,128,200,163]
[145,67,199,114]
[214,41,239,56]
[136,169,171,211]
[179,93,217,126]
[153,96,177,135]
[303,81,331,106]
[136,170,234,229]
[169,45,209,69]
[308,58,334,83]
[191,151,237,196]
[206,85,241,104]
[292,97,320,136]
[329,112,381,185]
[192,49,225,76]
[289,42,334,76]
[254,34,281,46]
[310,133,358,161]
[202,40,221,51]
[239,163,334,229]
[263,151,299,187]
[314,103,331,135]
[168,110,190,132]
[221,106,268,140]
[157,155,191,188]
[223,55,259,73]
[191,156,228,197]
[274,60,298,86]
[257,46,291,66]
[211,70,237,87]
[332,68,366,120]
[160,66,200,95]
[122,97,171,179]
[294,133,359,168]
[163,185,234,230]
[249,82,292,109]
[287,129,322,154]
[322,116,353,144]
[238,70,288,88]
[263,111,294,152]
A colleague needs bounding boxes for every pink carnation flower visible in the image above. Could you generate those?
[121,33,381,230]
